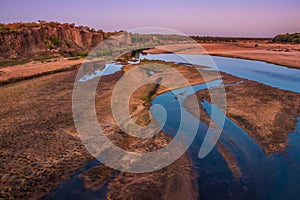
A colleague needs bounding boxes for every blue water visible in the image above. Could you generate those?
[68,53,300,199]
[152,81,300,199]
[140,54,300,93]
[151,80,300,200]
[42,160,109,200]
[147,54,300,199]
[78,62,123,82]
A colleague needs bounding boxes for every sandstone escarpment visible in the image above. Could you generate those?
[0,22,105,61]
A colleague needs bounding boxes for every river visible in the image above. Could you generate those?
[140,53,300,93]
[45,53,300,199]
[146,53,300,200]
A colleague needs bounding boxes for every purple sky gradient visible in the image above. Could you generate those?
[0,0,299,37]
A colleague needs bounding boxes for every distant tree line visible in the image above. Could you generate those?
[272,33,300,44]
[191,36,270,43]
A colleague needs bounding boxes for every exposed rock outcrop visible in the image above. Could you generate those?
[0,22,106,60]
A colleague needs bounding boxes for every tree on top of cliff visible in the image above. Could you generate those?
[0,21,93,34]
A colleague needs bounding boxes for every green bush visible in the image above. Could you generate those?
[75,51,88,57]
[48,44,54,50]
[65,41,71,48]
[273,33,300,44]
[50,36,59,46]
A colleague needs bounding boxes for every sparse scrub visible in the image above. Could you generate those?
[273,33,300,44]
[75,51,88,57]
[50,36,60,46]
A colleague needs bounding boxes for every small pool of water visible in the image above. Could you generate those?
[42,160,109,200]
[77,63,123,82]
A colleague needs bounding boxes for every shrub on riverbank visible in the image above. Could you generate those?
[273,33,300,44]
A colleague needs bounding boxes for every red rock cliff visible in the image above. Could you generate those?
[0,22,105,60]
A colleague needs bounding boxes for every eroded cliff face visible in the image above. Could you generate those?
[0,24,104,60]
